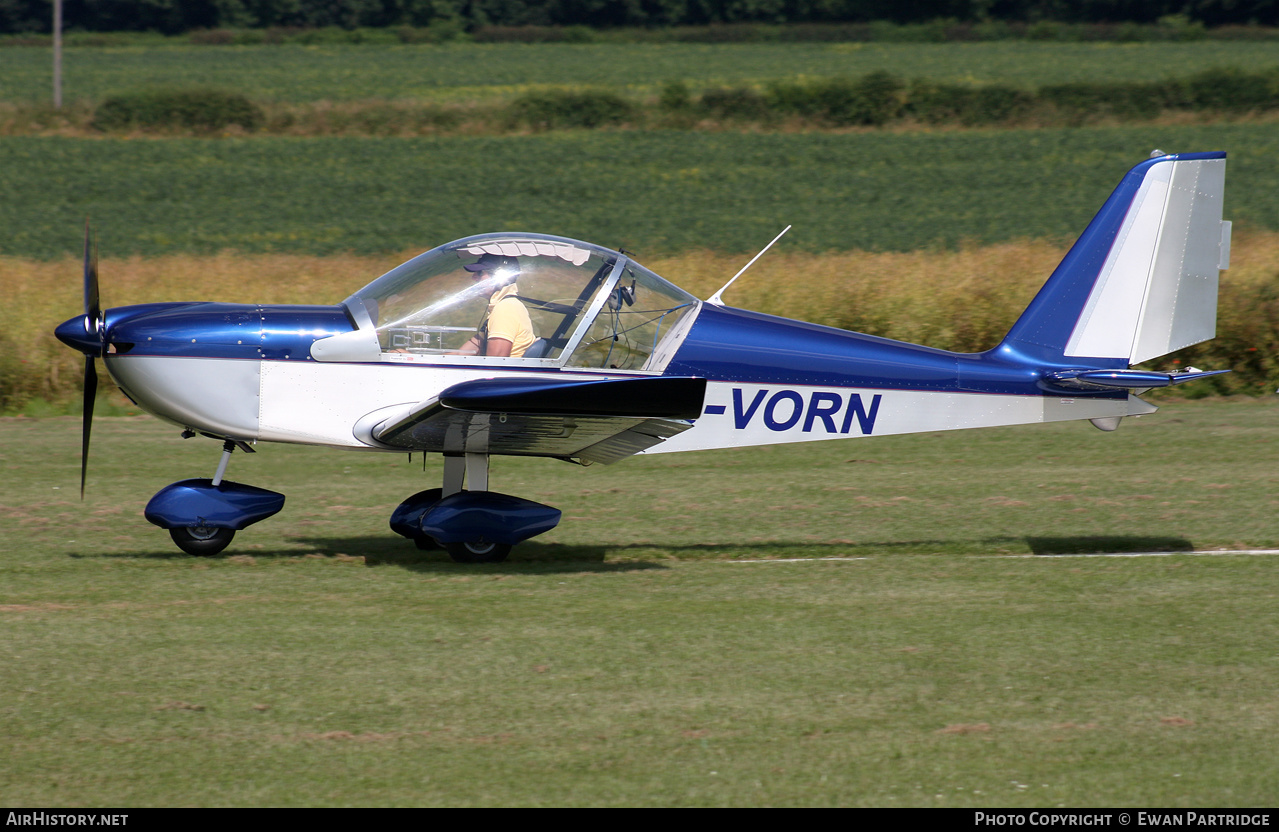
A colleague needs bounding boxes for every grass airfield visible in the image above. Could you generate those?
[2,398,1278,806]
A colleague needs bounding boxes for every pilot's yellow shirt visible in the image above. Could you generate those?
[485,284,536,358]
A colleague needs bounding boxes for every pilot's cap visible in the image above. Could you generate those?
[464,253,517,273]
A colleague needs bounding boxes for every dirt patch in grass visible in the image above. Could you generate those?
[1160,716,1196,726]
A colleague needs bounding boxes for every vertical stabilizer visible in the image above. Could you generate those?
[1002,152,1228,365]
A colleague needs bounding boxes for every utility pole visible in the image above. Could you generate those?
[53,0,62,109]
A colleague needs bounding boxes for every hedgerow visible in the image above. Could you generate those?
[698,67,1279,129]
[507,90,634,130]
[91,89,264,132]
[65,67,1279,137]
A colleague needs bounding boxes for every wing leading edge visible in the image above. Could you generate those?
[370,376,707,464]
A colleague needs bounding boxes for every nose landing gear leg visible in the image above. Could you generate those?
[168,441,240,556]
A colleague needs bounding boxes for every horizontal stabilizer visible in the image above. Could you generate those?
[1042,367,1229,392]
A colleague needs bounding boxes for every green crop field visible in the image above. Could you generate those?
[3,399,1278,806]
[3,41,1279,104]
[4,124,1279,259]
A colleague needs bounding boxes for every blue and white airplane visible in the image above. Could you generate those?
[56,151,1232,561]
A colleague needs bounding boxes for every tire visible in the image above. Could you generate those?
[169,526,235,557]
[444,539,511,564]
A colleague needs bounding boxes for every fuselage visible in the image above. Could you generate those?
[89,298,1146,457]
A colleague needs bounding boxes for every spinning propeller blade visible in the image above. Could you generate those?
[84,220,99,324]
[81,355,96,499]
[80,222,101,499]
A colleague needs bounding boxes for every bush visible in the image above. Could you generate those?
[507,90,633,130]
[905,81,1032,126]
[964,86,1034,124]
[769,73,904,126]
[1027,21,1063,41]
[396,20,467,43]
[670,23,776,43]
[905,80,966,123]
[92,89,263,132]
[473,25,594,43]
[187,29,237,45]
[1176,67,1279,112]
[1039,82,1162,122]
[659,81,692,112]
[698,87,771,122]
[1156,14,1209,41]
[841,72,905,126]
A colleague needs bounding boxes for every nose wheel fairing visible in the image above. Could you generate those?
[144,479,286,531]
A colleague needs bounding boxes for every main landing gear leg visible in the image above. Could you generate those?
[439,452,509,563]
[442,453,466,497]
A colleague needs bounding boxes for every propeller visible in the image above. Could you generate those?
[80,222,101,498]
[53,222,107,498]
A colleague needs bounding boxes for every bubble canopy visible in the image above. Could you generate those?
[344,233,699,370]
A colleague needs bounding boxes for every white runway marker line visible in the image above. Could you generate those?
[723,557,871,563]
[720,550,1279,563]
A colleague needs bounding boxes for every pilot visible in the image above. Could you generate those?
[455,253,536,358]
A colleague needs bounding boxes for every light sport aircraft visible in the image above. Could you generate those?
[56,150,1232,562]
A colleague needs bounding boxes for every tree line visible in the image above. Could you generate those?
[1,0,1276,36]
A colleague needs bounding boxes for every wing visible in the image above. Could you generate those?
[370,376,707,464]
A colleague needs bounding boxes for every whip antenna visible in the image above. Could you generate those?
[707,225,791,306]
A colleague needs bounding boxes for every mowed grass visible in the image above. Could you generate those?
[2,400,1278,806]
[4,124,1279,260]
[4,41,1279,104]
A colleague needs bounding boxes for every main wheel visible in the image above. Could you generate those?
[169,526,235,557]
[443,539,511,564]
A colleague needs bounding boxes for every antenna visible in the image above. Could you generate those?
[707,225,791,306]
